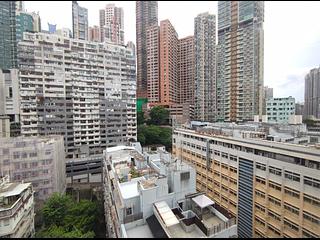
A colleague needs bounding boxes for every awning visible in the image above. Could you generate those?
[192,194,215,209]
[154,201,179,227]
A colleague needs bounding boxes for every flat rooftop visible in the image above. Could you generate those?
[167,223,206,238]
[125,223,154,238]
[118,181,139,199]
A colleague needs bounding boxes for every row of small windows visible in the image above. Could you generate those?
[255,163,320,189]
[176,133,320,170]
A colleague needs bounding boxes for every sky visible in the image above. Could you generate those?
[25,1,320,103]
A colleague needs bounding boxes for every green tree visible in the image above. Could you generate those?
[37,193,99,238]
[149,106,169,125]
[42,193,73,227]
[137,111,145,125]
[137,125,146,145]
[37,226,94,238]
[64,200,97,233]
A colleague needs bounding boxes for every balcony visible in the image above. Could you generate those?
[284,195,300,208]
[283,226,299,238]
[267,188,282,200]
[255,196,266,206]
[255,209,266,220]
[302,219,320,236]
[256,182,267,192]
[284,210,299,224]
[255,222,266,235]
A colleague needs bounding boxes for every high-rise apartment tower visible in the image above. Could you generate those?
[136,1,158,100]
[72,1,88,40]
[99,4,124,45]
[194,13,217,122]
[217,1,264,122]
[304,66,320,119]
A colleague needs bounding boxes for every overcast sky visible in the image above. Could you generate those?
[25,1,320,103]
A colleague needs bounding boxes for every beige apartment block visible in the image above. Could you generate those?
[173,127,320,238]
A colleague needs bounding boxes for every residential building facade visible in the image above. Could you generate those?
[99,4,124,45]
[0,69,20,136]
[0,176,35,238]
[194,13,217,122]
[17,32,136,159]
[136,1,158,100]
[179,36,195,105]
[266,97,296,124]
[0,136,66,205]
[72,1,88,40]
[304,66,320,119]
[159,19,180,105]
[88,25,101,42]
[172,127,320,238]
[146,24,160,104]
[217,1,264,122]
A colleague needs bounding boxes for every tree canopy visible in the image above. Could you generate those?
[148,106,169,125]
[137,125,172,151]
[36,193,98,238]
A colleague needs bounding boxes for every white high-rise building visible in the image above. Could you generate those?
[17,32,136,159]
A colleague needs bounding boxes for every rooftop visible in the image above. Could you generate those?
[118,180,140,200]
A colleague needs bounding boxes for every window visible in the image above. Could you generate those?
[269,181,281,191]
[268,196,281,206]
[268,210,281,222]
[303,194,320,208]
[303,212,320,225]
[284,187,300,199]
[284,203,299,215]
[255,190,265,199]
[269,166,282,176]
[256,162,266,171]
[284,171,300,182]
[221,152,228,158]
[181,172,190,181]
[284,219,299,232]
[256,178,266,189]
[304,176,320,189]
[125,207,132,215]
[230,155,237,162]
[302,229,318,238]
[255,203,265,212]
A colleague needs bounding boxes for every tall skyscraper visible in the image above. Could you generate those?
[159,19,180,105]
[194,12,217,122]
[136,1,158,101]
[217,1,264,122]
[179,36,195,105]
[72,1,88,40]
[18,32,136,159]
[304,66,320,119]
[99,4,124,45]
[146,23,160,104]
[0,1,17,69]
